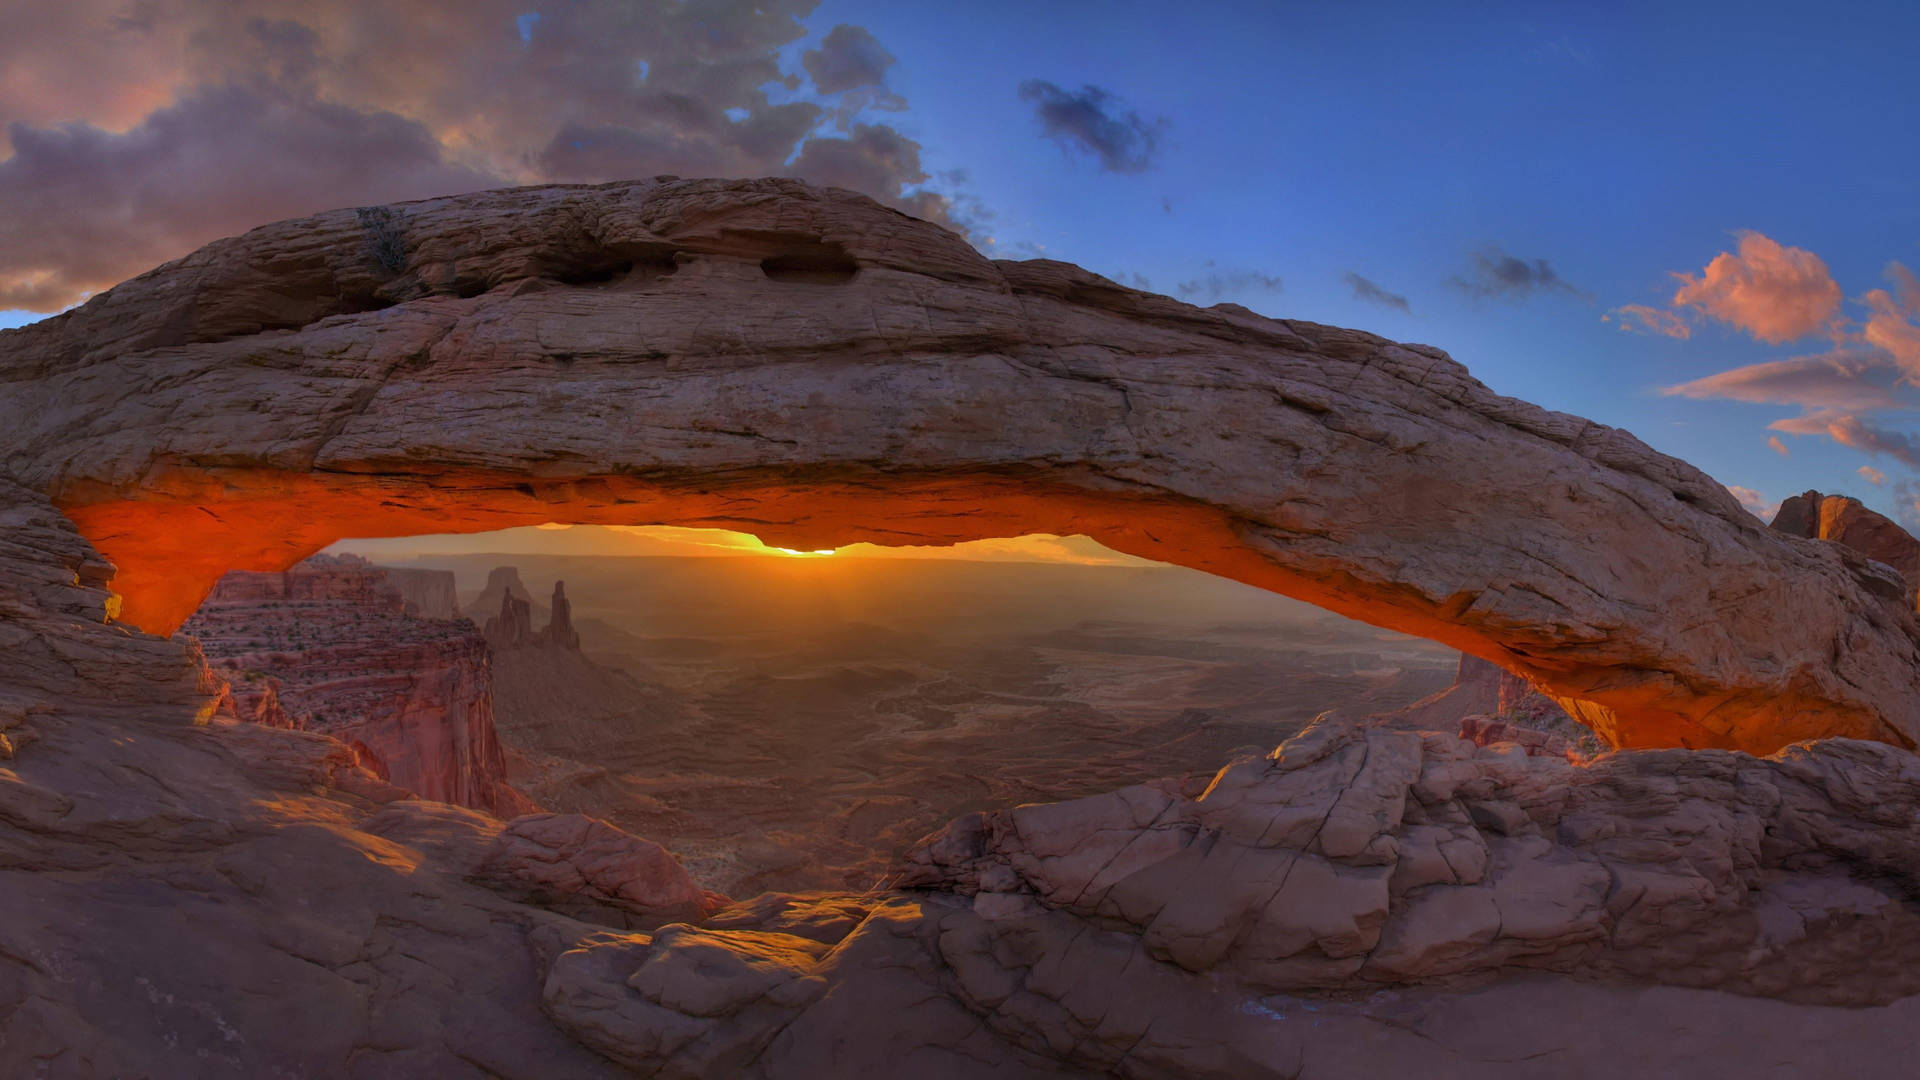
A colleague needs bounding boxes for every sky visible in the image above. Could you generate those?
[6,0,1920,542]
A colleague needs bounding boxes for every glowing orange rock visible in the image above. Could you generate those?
[5,177,1918,754]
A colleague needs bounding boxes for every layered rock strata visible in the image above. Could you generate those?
[6,177,1918,752]
[181,553,532,817]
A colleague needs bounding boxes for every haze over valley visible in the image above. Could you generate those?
[341,536,1458,895]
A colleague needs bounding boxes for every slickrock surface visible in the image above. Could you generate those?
[8,476,1920,1077]
[896,718,1920,1007]
[5,177,1918,752]
[1773,489,1920,601]
[542,716,1920,1077]
[181,553,532,817]
[478,813,730,928]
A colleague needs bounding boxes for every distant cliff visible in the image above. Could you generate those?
[182,554,534,817]
[476,566,582,651]
[382,566,462,619]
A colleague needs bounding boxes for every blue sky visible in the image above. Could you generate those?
[800,0,1920,519]
[6,0,1919,523]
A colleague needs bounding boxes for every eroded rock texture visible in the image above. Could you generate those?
[181,553,532,816]
[4,177,1917,752]
[897,719,1920,1006]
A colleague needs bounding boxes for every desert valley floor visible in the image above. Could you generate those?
[376,551,1458,896]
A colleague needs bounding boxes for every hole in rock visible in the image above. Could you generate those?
[172,522,1561,899]
[760,241,860,284]
[544,243,681,287]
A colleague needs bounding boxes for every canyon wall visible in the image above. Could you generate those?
[382,566,462,619]
[182,553,532,817]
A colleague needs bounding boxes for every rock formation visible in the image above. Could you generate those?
[382,565,462,619]
[481,567,583,652]
[486,589,539,651]
[547,580,581,650]
[182,553,532,817]
[1772,490,1920,602]
[6,177,1918,753]
[474,566,544,630]
[1375,653,1576,733]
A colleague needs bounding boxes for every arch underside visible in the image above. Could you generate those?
[10,177,1919,756]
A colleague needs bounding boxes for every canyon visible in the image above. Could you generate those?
[6,177,1920,1076]
[182,553,532,818]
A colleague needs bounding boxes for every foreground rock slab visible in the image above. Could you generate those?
[5,177,1919,752]
[7,474,1920,1077]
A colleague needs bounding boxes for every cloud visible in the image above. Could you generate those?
[1670,231,1842,344]
[1862,262,1920,380]
[1770,412,1920,469]
[1449,248,1587,301]
[802,25,894,95]
[1768,435,1790,456]
[1860,465,1888,486]
[1344,272,1409,312]
[0,3,952,311]
[1890,481,1920,533]
[1604,303,1690,339]
[1725,485,1780,522]
[1017,80,1165,173]
[1660,350,1906,412]
[1653,250,1920,475]
[1176,260,1282,301]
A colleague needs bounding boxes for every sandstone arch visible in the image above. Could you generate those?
[4,178,1916,754]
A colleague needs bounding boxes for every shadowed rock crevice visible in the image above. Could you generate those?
[6,176,1920,757]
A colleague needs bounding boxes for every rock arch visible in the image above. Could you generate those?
[4,178,1916,754]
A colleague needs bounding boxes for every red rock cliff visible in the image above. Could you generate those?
[1771,490,1920,604]
[181,553,534,817]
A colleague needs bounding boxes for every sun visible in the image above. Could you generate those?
[774,547,838,557]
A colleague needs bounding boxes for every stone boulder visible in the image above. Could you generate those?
[478,813,729,928]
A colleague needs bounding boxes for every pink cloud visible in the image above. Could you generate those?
[1661,350,1903,411]
[1862,262,1920,381]
[1860,465,1888,486]
[1767,435,1789,456]
[1724,485,1780,522]
[1671,231,1843,344]
[1769,412,1920,469]
[1604,303,1691,338]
